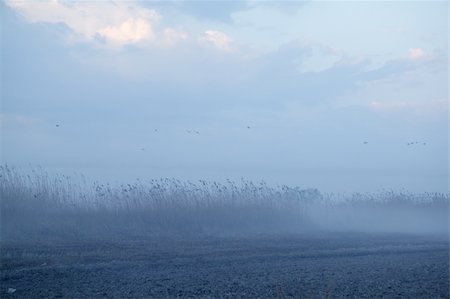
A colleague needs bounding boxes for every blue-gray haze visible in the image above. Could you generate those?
[0,1,448,193]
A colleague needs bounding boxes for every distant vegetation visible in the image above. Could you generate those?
[1,165,448,242]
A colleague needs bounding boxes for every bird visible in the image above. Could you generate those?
[247,126,251,129]
[423,142,426,145]
[154,129,158,132]
[7,288,16,294]
[140,148,145,151]
[186,130,191,134]
[195,131,200,135]
[55,124,60,127]
[363,141,368,144]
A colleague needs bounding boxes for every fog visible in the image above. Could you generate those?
[1,1,448,195]
[1,2,449,297]
[1,166,447,243]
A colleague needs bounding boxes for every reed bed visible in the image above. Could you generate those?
[1,165,448,241]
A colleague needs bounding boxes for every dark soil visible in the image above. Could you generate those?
[1,233,448,298]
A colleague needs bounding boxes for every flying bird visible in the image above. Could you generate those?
[55,124,60,127]
[363,141,368,144]
[247,126,251,129]
[186,130,191,134]
[154,129,158,132]
[195,131,200,135]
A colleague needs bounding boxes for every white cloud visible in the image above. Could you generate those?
[407,48,426,60]
[163,28,189,47]
[97,18,153,45]
[201,30,234,52]
[6,0,160,47]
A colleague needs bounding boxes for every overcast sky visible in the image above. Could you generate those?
[0,1,448,192]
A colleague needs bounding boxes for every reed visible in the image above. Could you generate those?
[1,165,448,242]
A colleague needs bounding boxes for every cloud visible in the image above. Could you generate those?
[5,0,160,47]
[163,28,189,47]
[97,18,153,45]
[361,48,445,83]
[201,30,234,52]
[407,48,426,60]
[5,1,227,50]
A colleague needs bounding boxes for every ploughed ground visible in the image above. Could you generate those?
[1,232,448,298]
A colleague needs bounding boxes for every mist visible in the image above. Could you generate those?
[1,1,448,196]
[1,1,449,298]
[2,166,447,243]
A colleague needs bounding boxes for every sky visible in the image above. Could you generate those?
[0,0,448,193]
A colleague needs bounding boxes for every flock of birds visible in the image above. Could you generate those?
[407,141,427,146]
[55,123,427,151]
[55,123,252,152]
[55,124,250,136]
[363,141,427,146]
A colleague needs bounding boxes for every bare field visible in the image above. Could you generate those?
[1,168,449,298]
[1,233,448,298]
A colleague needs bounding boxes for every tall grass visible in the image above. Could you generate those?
[0,165,448,242]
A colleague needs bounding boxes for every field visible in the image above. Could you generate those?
[1,234,448,298]
[1,166,449,298]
